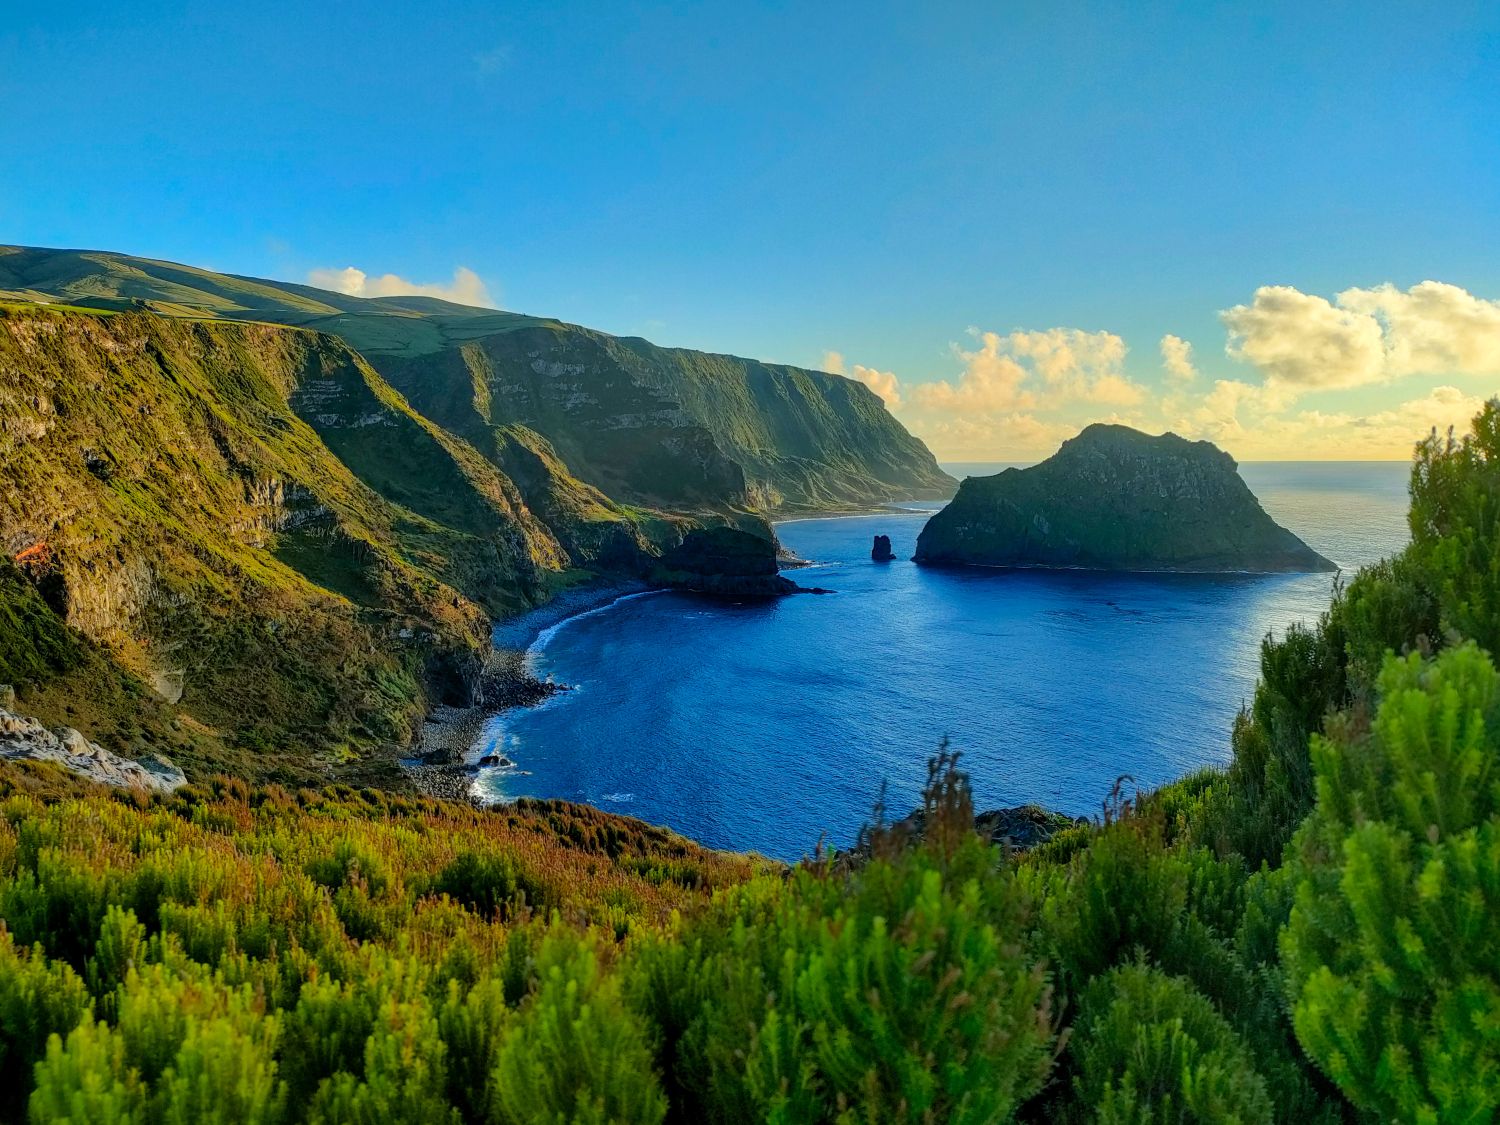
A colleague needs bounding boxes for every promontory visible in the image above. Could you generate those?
[913,424,1336,572]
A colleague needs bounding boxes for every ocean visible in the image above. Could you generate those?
[472,462,1412,862]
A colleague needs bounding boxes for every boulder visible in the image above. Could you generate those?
[871,534,895,561]
[0,709,186,792]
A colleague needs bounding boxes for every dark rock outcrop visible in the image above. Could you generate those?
[915,424,1335,572]
[893,804,1083,850]
[651,526,798,596]
[872,534,895,561]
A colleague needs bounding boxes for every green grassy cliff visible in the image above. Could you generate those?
[0,246,954,510]
[0,304,574,771]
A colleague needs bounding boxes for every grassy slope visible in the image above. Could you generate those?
[0,245,955,510]
[0,304,572,773]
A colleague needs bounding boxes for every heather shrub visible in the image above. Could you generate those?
[434,850,545,920]
[1283,644,1500,1120]
[29,1019,147,1124]
[490,930,667,1125]
[307,996,457,1125]
[663,758,1056,1124]
[0,933,91,1117]
[1070,964,1272,1124]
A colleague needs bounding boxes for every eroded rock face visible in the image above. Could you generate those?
[652,526,798,595]
[915,424,1336,572]
[0,709,186,792]
[872,534,895,561]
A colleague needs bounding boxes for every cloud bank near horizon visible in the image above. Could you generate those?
[306,265,497,308]
[823,280,1500,462]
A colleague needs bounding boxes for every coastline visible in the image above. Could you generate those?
[401,497,950,802]
[401,577,653,801]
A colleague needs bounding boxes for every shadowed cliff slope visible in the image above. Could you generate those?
[915,424,1335,572]
[0,245,954,510]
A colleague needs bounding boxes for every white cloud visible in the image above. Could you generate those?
[1167,380,1490,460]
[851,364,902,409]
[910,412,1078,460]
[818,350,902,408]
[1222,285,1386,390]
[306,265,497,309]
[1160,334,1198,382]
[1338,281,1500,378]
[910,328,1145,412]
[1221,281,1500,392]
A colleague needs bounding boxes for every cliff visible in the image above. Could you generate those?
[0,245,955,511]
[0,304,575,770]
[914,424,1335,572]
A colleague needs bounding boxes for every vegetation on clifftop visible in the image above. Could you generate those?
[0,246,955,512]
[0,304,568,770]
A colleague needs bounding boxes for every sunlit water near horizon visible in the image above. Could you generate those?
[473,462,1411,862]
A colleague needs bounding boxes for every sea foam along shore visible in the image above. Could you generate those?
[401,578,654,801]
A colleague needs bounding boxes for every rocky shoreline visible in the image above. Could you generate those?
[400,579,653,801]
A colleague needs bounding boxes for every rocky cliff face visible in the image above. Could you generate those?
[1,246,955,512]
[914,424,1335,572]
[0,305,571,757]
[651,526,798,596]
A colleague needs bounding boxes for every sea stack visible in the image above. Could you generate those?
[914,424,1335,573]
[872,534,895,561]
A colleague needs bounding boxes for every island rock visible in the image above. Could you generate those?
[914,424,1335,572]
[871,534,895,561]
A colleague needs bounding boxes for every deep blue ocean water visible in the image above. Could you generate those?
[473,462,1412,861]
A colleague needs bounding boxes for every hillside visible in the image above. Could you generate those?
[915,423,1335,571]
[0,304,586,775]
[0,246,954,509]
[0,312,1496,1120]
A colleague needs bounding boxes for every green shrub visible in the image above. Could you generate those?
[1283,644,1500,1121]
[434,851,546,920]
[490,931,666,1125]
[152,1010,285,1125]
[437,976,510,1122]
[0,934,92,1118]
[1071,964,1273,1124]
[670,823,1055,1123]
[29,1019,147,1123]
[307,996,457,1125]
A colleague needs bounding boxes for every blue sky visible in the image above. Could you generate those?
[3,2,1498,458]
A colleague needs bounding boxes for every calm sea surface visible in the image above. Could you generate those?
[473,462,1411,861]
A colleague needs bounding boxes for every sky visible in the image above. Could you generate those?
[3,1,1498,459]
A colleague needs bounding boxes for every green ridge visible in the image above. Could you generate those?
[0,245,954,510]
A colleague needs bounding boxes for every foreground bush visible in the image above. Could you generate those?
[1283,644,1500,1121]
